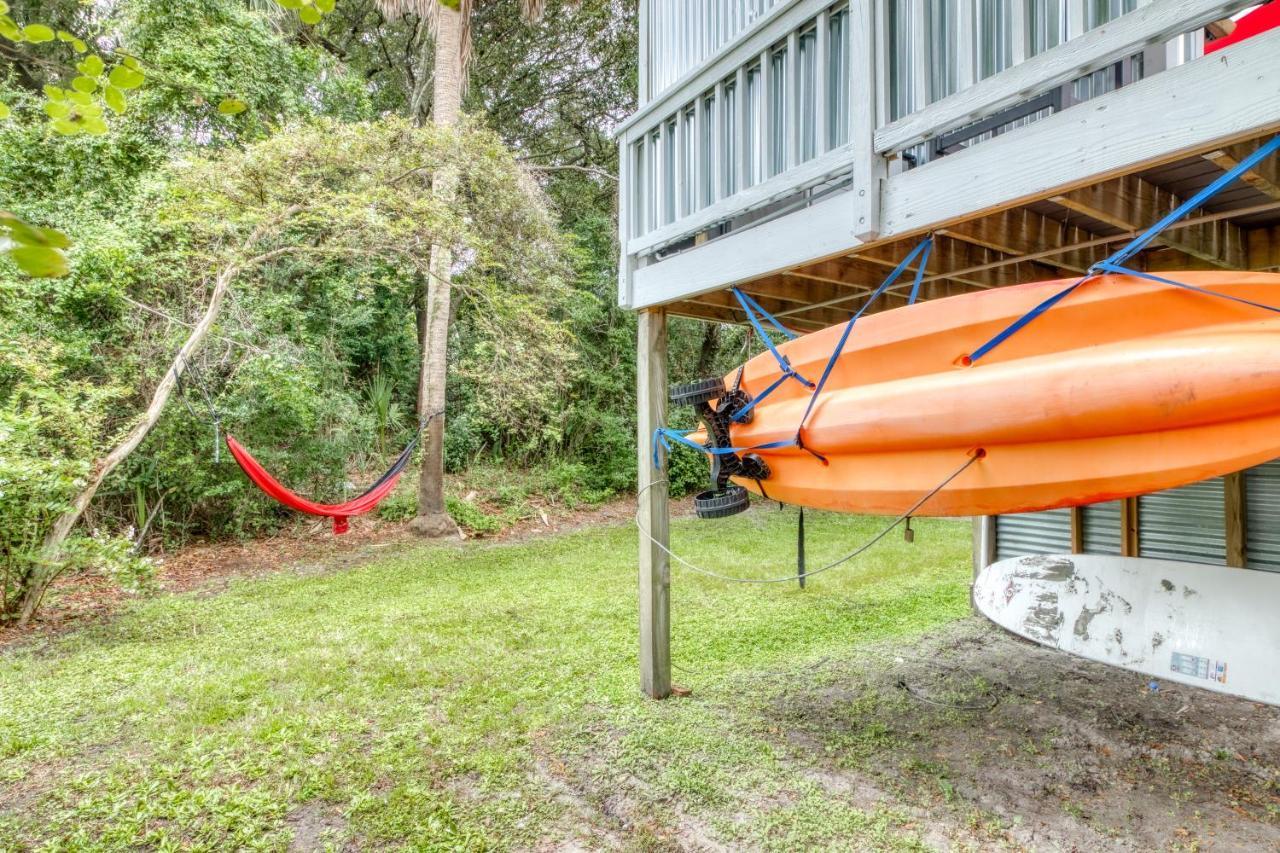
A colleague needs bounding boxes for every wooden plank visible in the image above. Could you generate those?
[1203,143,1280,203]
[1248,225,1280,270]
[1225,471,1246,568]
[685,287,856,327]
[617,0,829,138]
[637,308,671,700]
[956,0,976,92]
[875,0,1257,154]
[760,48,773,184]
[786,30,801,171]
[878,34,1280,239]
[712,81,726,203]
[1051,174,1248,269]
[814,9,830,156]
[617,136,635,307]
[668,301,828,332]
[1070,506,1085,553]
[628,142,855,256]
[938,209,1097,274]
[853,0,885,240]
[1121,497,1140,557]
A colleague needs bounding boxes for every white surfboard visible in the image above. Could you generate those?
[974,554,1280,705]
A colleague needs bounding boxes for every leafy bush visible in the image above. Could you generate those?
[376,489,417,523]
[445,497,502,537]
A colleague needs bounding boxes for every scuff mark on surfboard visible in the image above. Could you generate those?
[1024,591,1063,643]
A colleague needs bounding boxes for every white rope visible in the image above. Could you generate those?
[635,452,983,585]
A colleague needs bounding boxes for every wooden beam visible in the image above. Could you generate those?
[1203,143,1280,203]
[685,288,854,328]
[668,301,828,332]
[1051,174,1248,269]
[1070,507,1085,554]
[1121,497,1140,557]
[939,209,1097,274]
[637,308,671,700]
[1224,471,1247,568]
[1248,225,1280,270]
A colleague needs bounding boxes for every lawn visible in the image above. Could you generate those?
[0,507,975,849]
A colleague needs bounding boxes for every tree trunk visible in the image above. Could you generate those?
[410,0,463,538]
[16,219,297,625]
[695,323,722,376]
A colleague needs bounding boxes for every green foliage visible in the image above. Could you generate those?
[445,496,501,536]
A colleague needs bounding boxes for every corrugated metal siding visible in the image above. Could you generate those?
[1245,460,1280,573]
[1139,478,1226,565]
[995,509,1072,560]
[1082,501,1122,554]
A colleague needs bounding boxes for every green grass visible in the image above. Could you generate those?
[0,506,972,850]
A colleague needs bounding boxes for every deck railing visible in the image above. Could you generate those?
[617,0,1250,269]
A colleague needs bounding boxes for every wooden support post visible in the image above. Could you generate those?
[972,515,996,613]
[1225,471,1247,568]
[1070,506,1085,554]
[637,308,671,700]
[852,0,886,240]
[1121,497,1140,557]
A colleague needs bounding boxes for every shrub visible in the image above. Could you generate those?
[445,497,501,537]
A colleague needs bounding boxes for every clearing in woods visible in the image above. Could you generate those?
[1,504,1277,849]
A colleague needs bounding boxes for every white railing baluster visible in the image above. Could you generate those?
[1067,0,1086,39]
[786,30,801,171]
[909,0,928,110]
[713,80,726,203]
[693,96,705,212]
[736,65,750,192]
[815,9,830,155]
[1011,0,1030,65]
[759,48,772,182]
[957,0,977,91]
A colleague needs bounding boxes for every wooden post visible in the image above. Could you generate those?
[853,0,886,240]
[1070,506,1085,553]
[637,307,671,699]
[1225,471,1247,568]
[972,515,996,612]
[1121,497,1140,557]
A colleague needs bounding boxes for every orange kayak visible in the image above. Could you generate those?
[692,271,1280,517]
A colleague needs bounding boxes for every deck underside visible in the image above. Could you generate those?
[663,132,1280,332]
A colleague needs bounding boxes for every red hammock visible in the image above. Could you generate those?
[226,434,415,534]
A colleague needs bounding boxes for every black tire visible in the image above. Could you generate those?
[670,376,726,407]
[694,485,750,519]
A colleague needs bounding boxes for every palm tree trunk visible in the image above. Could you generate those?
[410,0,464,538]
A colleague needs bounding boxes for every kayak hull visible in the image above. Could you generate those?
[702,272,1280,516]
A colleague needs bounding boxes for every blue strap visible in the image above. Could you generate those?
[732,288,814,389]
[1104,134,1280,270]
[730,373,789,422]
[652,427,796,469]
[1091,262,1280,314]
[968,276,1095,364]
[969,133,1280,363]
[733,288,798,339]
[797,236,934,432]
[907,236,934,306]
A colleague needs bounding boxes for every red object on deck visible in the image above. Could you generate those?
[225,435,405,534]
[1206,2,1280,53]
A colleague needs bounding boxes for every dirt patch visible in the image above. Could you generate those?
[285,801,348,851]
[754,619,1280,849]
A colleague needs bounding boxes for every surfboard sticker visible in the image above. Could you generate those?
[974,554,1280,705]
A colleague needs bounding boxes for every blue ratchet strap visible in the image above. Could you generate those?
[906,235,935,306]
[796,236,935,439]
[967,275,1097,364]
[733,288,798,339]
[1090,261,1280,315]
[968,133,1280,363]
[1104,134,1280,270]
[652,427,796,469]
[730,372,789,422]
[731,288,815,388]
